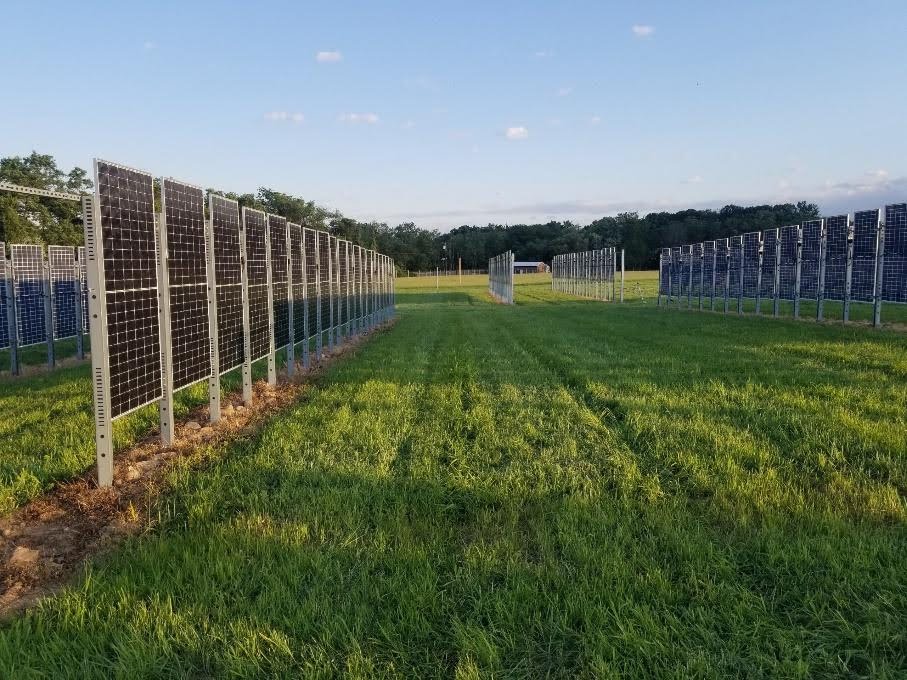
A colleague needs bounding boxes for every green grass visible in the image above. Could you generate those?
[0,273,905,677]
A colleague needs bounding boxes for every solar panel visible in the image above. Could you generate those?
[760,229,778,301]
[289,223,306,343]
[318,231,332,337]
[701,241,715,304]
[209,194,245,374]
[800,219,823,300]
[243,207,270,361]
[0,241,8,350]
[728,236,743,301]
[48,246,78,340]
[268,214,290,349]
[851,209,880,303]
[778,226,799,300]
[823,215,849,301]
[714,238,729,304]
[303,227,318,342]
[883,204,907,303]
[690,243,702,301]
[93,161,162,417]
[77,246,88,333]
[742,232,760,299]
[11,244,48,347]
[161,179,211,390]
[339,240,350,329]
[350,244,361,328]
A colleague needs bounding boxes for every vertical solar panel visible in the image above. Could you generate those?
[303,227,318,341]
[714,238,728,301]
[0,241,8,349]
[289,223,306,342]
[690,243,702,299]
[823,215,849,301]
[742,232,760,298]
[350,244,361,327]
[883,204,907,303]
[670,247,682,295]
[161,179,211,390]
[851,209,880,303]
[778,226,799,300]
[658,249,670,296]
[760,229,778,300]
[11,244,47,347]
[728,236,743,299]
[209,195,245,374]
[677,246,691,299]
[95,160,162,417]
[268,214,290,349]
[48,245,78,339]
[800,219,823,300]
[243,208,270,361]
[701,241,715,303]
[318,231,331,335]
[339,240,350,329]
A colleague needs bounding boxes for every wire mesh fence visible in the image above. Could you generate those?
[657,202,907,326]
[551,248,625,302]
[488,251,514,304]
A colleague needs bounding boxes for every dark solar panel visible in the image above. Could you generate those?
[742,232,760,298]
[353,244,363,322]
[95,160,162,417]
[303,228,318,340]
[77,246,88,332]
[778,226,798,300]
[728,236,743,297]
[289,223,306,342]
[11,244,47,347]
[760,229,778,300]
[162,179,211,390]
[338,240,350,326]
[800,219,823,300]
[823,215,848,301]
[714,239,728,300]
[701,241,715,300]
[690,243,702,298]
[243,208,270,361]
[851,209,879,303]
[0,241,8,349]
[48,245,78,339]
[883,204,907,303]
[318,231,331,333]
[670,247,682,294]
[209,195,245,374]
[268,214,290,348]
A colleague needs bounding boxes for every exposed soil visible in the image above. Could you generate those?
[0,324,392,619]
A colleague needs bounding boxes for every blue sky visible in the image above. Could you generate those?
[5,1,907,230]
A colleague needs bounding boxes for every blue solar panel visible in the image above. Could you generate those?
[800,220,823,300]
[742,232,761,298]
[48,245,78,339]
[760,229,778,301]
[851,209,880,303]
[778,226,799,300]
[78,246,88,333]
[670,247,682,295]
[690,243,702,299]
[702,241,715,304]
[714,238,729,303]
[823,215,848,301]
[659,248,670,295]
[678,246,691,299]
[0,242,8,349]
[883,204,907,303]
[11,244,47,347]
[728,236,743,299]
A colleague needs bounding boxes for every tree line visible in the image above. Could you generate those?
[1,152,820,271]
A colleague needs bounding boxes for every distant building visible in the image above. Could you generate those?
[513,261,548,274]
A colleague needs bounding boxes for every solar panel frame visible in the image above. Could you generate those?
[882,204,907,304]
[0,241,8,350]
[714,238,729,311]
[742,232,761,300]
[160,178,212,393]
[48,245,78,340]
[851,209,880,303]
[318,231,332,344]
[690,243,702,305]
[658,248,670,297]
[243,207,271,362]
[800,219,823,302]
[728,236,743,312]
[823,215,848,301]
[289,223,306,347]
[303,227,318,345]
[208,194,246,375]
[11,244,49,347]
[268,214,290,350]
[701,241,715,308]
[778,226,799,301]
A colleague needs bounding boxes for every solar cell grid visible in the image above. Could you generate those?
[268,214,290,348]
[778,226,799,300]
[12,244,47,347]
[670,247,682,294]
[49,245,78,339]
[701,241,715,301]
[209,195,245,374]
[823,215,848,301]
[318,231,331,333]
[760,229,778,300]
[800,219,823,300]
[168,284,210,388]
[883,204,907,303]
[289,224,306,342]
[714,239,729,299]
[0,241,8,349]
[339,240,349,327]
[303,228,318,340]
[243,208,270,361]
[690,243,702,298]
[728,236,743,297]
[851,209,879,303]
[742,232,761,298]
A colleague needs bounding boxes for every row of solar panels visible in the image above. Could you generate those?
[551,249,620,301]
[0,242,87,359]
[657,205,907,321]
[488,251,514,304]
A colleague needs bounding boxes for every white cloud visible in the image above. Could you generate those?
[589,115,602,125]
[143,41,157,50]
[868,169,889,180]
[505,126,529,140]
[264,111,304,123]
[556,86,573,97]
[339,112,380,124]
[683,175,704,184]
[316,50,343,63]
[534,49,554,58]
[632,24,655,38]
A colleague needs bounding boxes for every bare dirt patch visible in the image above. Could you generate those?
[0,324,393,619]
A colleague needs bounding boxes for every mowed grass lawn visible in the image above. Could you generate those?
[1,272,906,677]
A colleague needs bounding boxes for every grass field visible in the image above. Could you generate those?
[0,272,905,677]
